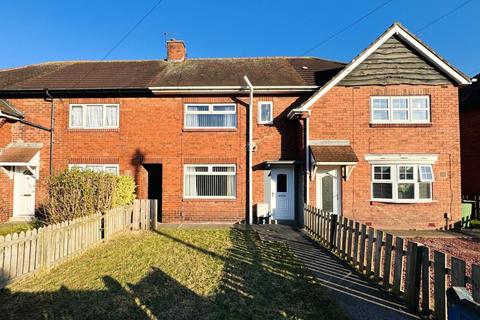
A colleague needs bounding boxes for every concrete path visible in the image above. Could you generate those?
[252,225,420,320]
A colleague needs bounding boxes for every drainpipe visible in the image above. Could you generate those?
[44,89,55,175]
[243,76,253,225]
[304,117,310,205]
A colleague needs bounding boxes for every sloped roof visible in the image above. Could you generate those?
[0,99,23,118]
[310,145,359,163]
[460,74,480,110]
[0,58,345,91]
[289,22,472,117]
[0,147,40,164]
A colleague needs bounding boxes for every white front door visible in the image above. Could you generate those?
[13,167,36,218]
[316,167,341,215]
[270,167,295,220]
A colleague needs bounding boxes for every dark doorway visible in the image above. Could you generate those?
[143,164,163,223]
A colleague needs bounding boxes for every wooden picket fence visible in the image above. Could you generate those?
[0,199,157,288]
[304,204,480,320]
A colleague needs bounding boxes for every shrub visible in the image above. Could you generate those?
[113,175,136,207]
[43,169,136,223]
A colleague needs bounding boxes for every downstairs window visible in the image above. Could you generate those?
[184,164,236,198]
[69,164,119,175]
[372,164,433,203]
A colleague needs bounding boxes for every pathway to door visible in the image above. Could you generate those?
[252,225,420,320]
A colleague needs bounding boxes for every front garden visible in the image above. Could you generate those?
[0,228,346,320]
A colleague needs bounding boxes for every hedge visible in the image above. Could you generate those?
[43,169,136,223]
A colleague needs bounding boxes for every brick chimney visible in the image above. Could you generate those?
[166,39,186,62]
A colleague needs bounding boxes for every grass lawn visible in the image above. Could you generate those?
[0,221,43,237]
[0,228,346,320]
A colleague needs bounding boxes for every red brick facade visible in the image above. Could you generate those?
[0,95,304,223]
[0,83,463,229]
[308,85,462,229]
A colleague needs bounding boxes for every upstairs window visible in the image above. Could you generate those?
[184,104,237,129]
[371,164,433,203]
[258,101,273,124]
[371,96,430,123]
[70,104,119,129]
[68,164,119,175]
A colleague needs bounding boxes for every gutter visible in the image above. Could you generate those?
[243,76,254,225]
[149,85,318,95]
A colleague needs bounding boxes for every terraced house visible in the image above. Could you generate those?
[0,23,472,229]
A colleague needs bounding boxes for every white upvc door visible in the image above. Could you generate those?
[316,167,341,215]
[270,167,295,220]
[13,167,36,218]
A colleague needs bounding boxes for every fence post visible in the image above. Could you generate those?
[353,222,360,268]
[434,251,447,320]
[473,264,480,303]
[392,237,404,297]
[329,214,337,249]
[359,224,367,273]
[383,233,393,289]
[366,227,374,278]
[451,257,466,287]
[341,217,348,258]
[374,230,383,282]
[421,246,430,315]
[346,220,353,263]
[405,242,421,311]
[133,200,140,230]
[153,199,158,230]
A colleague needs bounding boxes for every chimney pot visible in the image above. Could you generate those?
[166,39,186,62]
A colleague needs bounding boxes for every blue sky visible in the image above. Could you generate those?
[1,0,478,76]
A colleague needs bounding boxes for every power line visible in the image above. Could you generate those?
[301,0,395,55]
[100,0,165,61]
[415,0,473,34]
[74,0,165,86]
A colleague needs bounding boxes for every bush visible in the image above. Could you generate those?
[43,169,136,224]
[113,175,136,207]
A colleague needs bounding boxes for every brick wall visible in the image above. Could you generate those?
[1,95,303,223]
[308,85,462,229]
[0,84,461,228]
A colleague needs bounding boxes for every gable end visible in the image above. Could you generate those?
[339,35,453,86]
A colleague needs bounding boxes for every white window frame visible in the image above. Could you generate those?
[68,164,119,175]
[419,165,434,182]
[183,164,236,199]
[371,164,433,203]
[258,101,273,124]
[370,96,430,124]
[69,104,120,129]
[184,103,237,129]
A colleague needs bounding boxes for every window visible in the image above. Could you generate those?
[68,164,119,175]
[184,164,236,198]
[371,164,433,202]
[371,96,430,123]
[277,174,287,192]
[258,102,273,124]
[184,104,237,129]
[69,104,119,129]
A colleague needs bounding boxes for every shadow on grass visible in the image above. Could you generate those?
[0,228,346,320]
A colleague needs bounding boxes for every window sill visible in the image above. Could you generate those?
[183,197,237,202]
[182,128,238,132]
[257,122,274,126]
[369,199,437,205]
[369,123,432,128]
[68,128,120,132]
